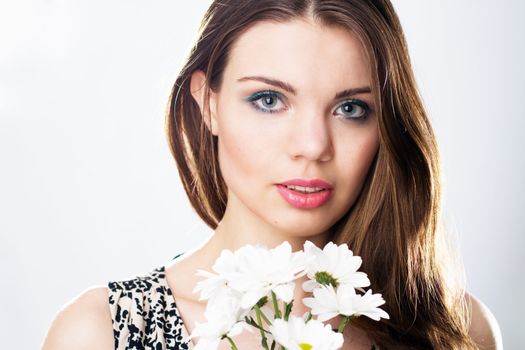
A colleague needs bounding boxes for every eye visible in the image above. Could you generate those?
[334,99,371,121]
[245,90,287,114]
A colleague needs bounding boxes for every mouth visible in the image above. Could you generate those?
[277,178,332,191]
[281,184,326,194]
[275,178,333,209]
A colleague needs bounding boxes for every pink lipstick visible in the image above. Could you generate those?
[275,178,333,209]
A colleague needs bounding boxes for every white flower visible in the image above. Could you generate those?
[189,288,252,350]
[193,249,238,301]
[302,240,370,292]
[228,241,307,309]
[269,315,344,350]
[302,284,390,322]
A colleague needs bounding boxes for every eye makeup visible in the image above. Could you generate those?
[243,89,373,121]
[334,99,372,121]
[243,90,287,114]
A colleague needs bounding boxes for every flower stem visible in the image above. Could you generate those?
[305,312,312,322]
[255,306,270,349]
[271,291,282,319]
[337,315,351,333]
[225,335,239,350]
[283,301,293,321]
[245,316,271,333]
[256,307,272,326]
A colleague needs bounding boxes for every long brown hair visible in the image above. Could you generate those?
[165,1,476,348]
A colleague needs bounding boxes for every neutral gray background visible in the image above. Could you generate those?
[1,1,522,348]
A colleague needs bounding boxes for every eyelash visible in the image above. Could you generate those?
[244,90,372,121]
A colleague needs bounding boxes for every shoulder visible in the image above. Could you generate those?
[465,291,503,350]
[41,286,114,350]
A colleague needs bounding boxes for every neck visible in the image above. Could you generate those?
[175,193,334,309]
[187,191,332,278]
[212,191,332,252]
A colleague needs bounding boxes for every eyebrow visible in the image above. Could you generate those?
[236,75,372,99]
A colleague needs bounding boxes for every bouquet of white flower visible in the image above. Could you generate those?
[189,240,389,350]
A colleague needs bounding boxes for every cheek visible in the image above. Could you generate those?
[336,129,379,194]
[218,130,251,179]
[215,106,274,186]
[356,134,379,170]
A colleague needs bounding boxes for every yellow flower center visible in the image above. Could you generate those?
[299,343,312,350]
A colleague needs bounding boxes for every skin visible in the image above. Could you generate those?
[41,17,503,350]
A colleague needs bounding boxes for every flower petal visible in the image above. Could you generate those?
[273,283,294,303]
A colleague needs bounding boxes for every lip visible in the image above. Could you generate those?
[275,178,333,209]
[277,178,333,190]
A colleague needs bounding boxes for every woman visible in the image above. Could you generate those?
[42,0,502,349]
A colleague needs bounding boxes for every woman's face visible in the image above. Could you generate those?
[192,18,379,237]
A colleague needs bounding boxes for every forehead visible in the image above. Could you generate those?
[223,18,372,94]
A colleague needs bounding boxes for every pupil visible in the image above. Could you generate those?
[263,96,275,107]
[344,104,354,112]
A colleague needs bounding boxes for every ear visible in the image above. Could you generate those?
[190,70,219,136]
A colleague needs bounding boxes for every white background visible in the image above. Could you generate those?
[1,1,523,348]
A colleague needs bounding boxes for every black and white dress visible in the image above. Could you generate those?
[108,263,193,350]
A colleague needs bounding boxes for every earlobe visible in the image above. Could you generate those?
[190,70,219,136]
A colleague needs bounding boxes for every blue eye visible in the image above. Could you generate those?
[334,99,371,121]
[244,90,287,114]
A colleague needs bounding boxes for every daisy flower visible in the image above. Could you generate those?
[302,284,390,322]
[228,241,307,309]
[193,249,238,301]
[302,240,370,292]
[269,315,344,350]
[189,288,252,350]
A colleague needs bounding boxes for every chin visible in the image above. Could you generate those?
[271,216,336,239]
[277,204,348,233]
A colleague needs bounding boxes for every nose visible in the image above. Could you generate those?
[286,110,333,162]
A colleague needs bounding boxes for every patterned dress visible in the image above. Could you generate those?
[108,264,193,350]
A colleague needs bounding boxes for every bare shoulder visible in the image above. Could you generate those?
[465,291,503,350]
[41,286,114,350]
